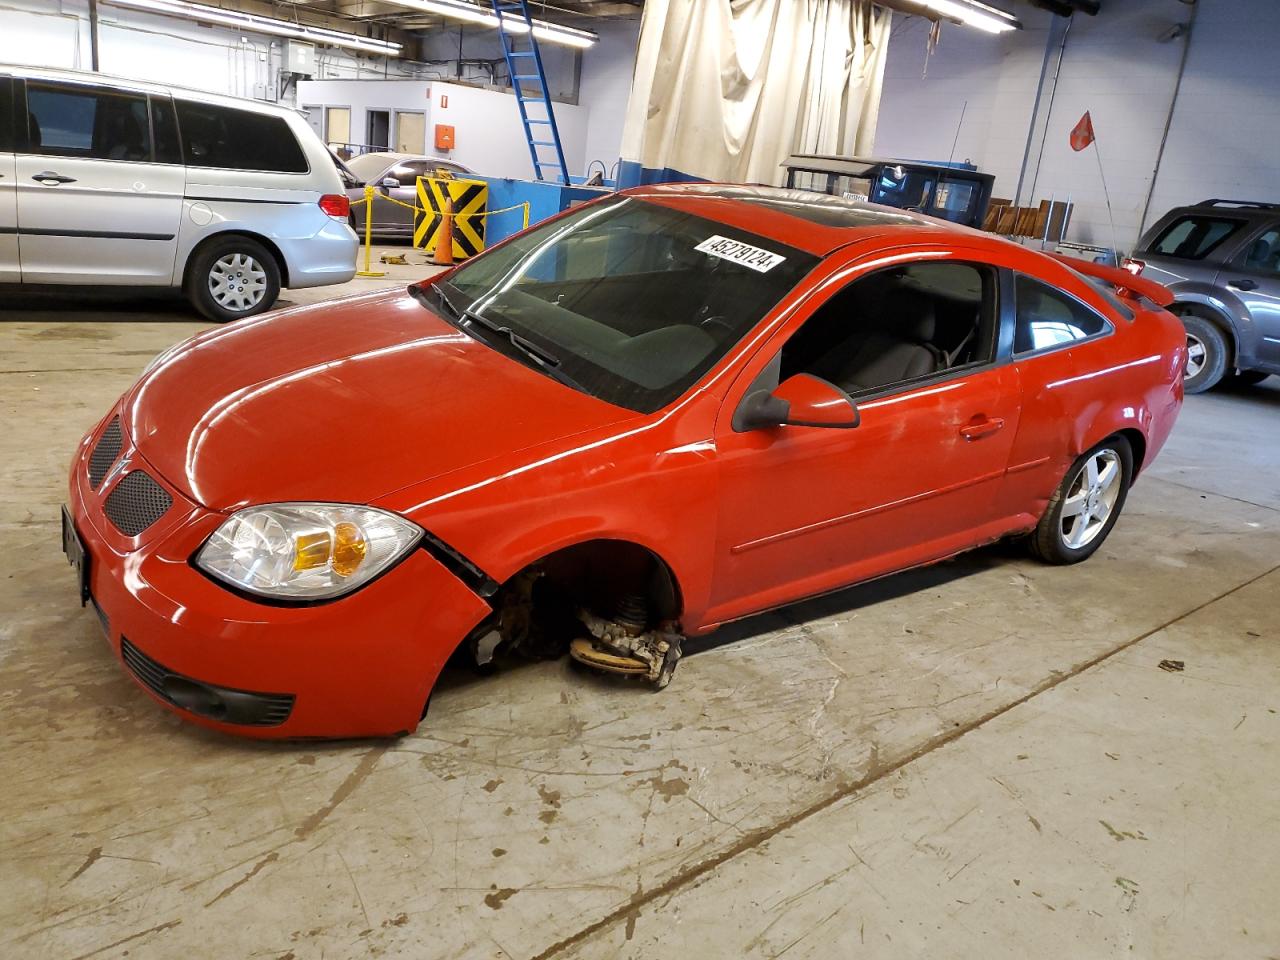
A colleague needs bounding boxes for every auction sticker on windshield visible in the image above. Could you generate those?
[695,235,786,273]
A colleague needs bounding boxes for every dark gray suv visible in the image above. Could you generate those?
[1131,199,1280,393]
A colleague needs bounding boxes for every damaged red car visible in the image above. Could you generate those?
[63,185,1185,738]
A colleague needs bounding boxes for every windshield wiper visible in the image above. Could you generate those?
[421,283,585,392]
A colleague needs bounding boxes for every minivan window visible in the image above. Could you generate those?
[1014,275,1111,355]
[1149,215,1243,260]
[0,78,14,153]
[25,81,151,161]
[175,100,307,173]
[150,96,182,165]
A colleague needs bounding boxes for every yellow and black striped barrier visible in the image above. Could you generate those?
[350,183,529,274]
[413,177,488,259]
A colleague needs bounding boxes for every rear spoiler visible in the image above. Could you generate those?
[1048,254,1175,308]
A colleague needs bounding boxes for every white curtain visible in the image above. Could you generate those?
[620,0,893,185]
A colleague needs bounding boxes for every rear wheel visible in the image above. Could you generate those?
[1180,313,1228,394]
[185,236,281,324]
[1029,436,1133,565]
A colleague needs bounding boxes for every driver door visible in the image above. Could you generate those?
[705,254,1021,625]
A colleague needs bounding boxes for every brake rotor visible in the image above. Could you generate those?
[568,638,650,675]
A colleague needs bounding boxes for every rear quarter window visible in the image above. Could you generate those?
[1148,215,1244,260]
[1014,275,1112,355]
[175,100,307,173]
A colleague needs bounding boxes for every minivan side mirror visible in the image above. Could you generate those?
[734,373,860,431]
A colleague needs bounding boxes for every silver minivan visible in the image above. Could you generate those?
[0,66,357,322]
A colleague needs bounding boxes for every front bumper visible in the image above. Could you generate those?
[66,412,492,739]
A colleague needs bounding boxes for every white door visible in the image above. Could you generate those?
[394,111,425,154]
[16,79,183,285]
[326,106,350,152]
[0,77,18,282]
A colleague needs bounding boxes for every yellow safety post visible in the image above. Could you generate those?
[355,184,386,278]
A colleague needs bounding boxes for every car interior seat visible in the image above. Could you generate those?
[826,289,942,393]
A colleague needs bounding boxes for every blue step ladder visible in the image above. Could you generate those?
[490,0,571,184]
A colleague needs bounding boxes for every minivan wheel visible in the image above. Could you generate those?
[186,237,281,323]
[1180,314,1228,394]
[1029,436,1133,565]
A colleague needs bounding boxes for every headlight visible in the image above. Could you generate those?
[196,503,423,601]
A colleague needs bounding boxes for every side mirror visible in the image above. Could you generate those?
[379,176,402,190]
[734,373,860,432]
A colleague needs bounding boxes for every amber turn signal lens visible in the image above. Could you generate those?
[293,531,332,572]
[331,521,368,577]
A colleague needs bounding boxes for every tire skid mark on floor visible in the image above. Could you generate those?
[529,560,1280,960]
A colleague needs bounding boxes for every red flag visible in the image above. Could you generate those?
[1070,111,1095,152]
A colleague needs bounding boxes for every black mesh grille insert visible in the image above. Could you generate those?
[104,471,172,537]
[88,417,123,489]
[121,638,295,727]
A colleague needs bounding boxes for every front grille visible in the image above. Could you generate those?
[104,471,172,537]
[121,638,295,727]
[87,417,123,489]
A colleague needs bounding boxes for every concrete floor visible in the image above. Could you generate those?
[2,264,1279,960]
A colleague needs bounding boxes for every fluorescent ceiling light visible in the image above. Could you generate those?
[917,0,1020,33]
[387,0,598,49]
[103,0,403,55]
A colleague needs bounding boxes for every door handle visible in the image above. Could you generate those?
[959,416,1005,441]
[33,171,77,185]
[1227,278,1258,291]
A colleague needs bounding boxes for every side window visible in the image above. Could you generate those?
[174,100,307,173]
[1238,227,1280,276]
[1014,275,1111,355]
[389,160,433,185]
[25,81,151,162]
[1148,215,1243,260]
[0,78,14,153]
[780,261,997,396]
[150,96,181,165]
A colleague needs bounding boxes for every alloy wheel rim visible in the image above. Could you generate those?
[1185,332,1206,380]
[208,253,267,312]
[1060,449,1122,550]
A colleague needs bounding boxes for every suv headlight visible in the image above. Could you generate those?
[196,503,423,601]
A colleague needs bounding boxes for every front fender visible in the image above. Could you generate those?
[378,390,723,627]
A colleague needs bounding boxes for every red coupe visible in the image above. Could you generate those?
[63,185,1185,738]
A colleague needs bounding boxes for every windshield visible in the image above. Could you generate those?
[429,196,819,413]
[346,153,394,182]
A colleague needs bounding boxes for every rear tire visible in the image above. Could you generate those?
[1180,313,1228,394]
[1029,436,1133,565]
[185,236,281,324]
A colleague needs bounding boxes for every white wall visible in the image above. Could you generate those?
[578,17,641,177]
[1146,1,1280,220]
[298,78,590,181]
[874,0,1280,251]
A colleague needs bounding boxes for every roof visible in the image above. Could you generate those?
[783,154,991,181]
[1,64,301,119]
[626,183,981,256]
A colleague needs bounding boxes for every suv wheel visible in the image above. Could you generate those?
[1180,313,1228,394]
[186,236,282,324]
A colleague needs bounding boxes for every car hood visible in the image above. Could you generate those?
[123,288,636,512]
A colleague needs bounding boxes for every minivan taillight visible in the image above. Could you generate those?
[1122,258,1145,276]
[319,194,350,220]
